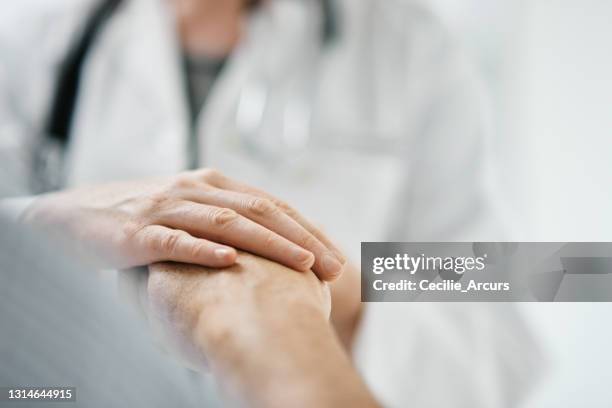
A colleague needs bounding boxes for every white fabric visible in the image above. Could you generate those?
[0,0,538,406]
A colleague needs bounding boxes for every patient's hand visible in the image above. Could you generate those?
[146,255,377,407]
[146,253,331,369]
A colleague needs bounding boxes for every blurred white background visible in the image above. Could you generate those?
[429,0,612,406]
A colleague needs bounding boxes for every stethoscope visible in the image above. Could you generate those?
[233,0,339,162]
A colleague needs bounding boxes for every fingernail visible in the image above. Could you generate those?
[321,253,343,279]
[294,248,315,269]
[214,248,235,261]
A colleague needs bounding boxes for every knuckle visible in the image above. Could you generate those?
[157,231,185,254]
[170,175,197,190]
[200,168,223,183]
[262,230,279,249]
[120,220,143,241]
[275,199,295,216]
[209,208,239,228]
[179,203,203,220]
[188,242,206,260]
[142,192,172,214]
[247,198,277,217]
[298,233,318,250]
[117,221,146,250]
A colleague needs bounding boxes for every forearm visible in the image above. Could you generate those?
[197,304,379,408]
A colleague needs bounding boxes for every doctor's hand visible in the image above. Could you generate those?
[22,169,345,280]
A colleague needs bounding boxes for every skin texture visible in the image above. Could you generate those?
[173,0,245,57]
[23,169,345,280]
[329,262,363,350]
[147,254,379,408]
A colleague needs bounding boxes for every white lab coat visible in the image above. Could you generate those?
[0,0,540,406]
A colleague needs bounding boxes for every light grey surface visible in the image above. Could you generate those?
[0,214,221,407]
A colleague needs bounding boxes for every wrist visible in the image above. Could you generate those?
[195,298,329,363]
[195,303,375,408]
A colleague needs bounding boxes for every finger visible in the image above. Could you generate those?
[136,225,237,267]
[179,188,344,280]
[156,202,316,272]
[203,172,346,264]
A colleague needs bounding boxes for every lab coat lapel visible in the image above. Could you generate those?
[66,0,189,185]
[198,1,322,169]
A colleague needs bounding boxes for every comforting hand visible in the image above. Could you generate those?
[23,169,345,280]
